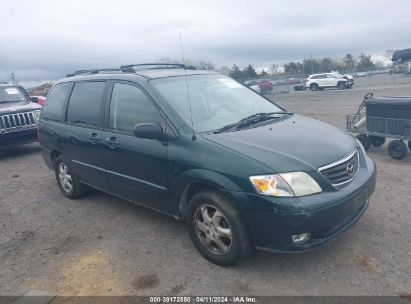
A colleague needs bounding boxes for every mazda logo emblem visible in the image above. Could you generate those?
[346,163,355,176]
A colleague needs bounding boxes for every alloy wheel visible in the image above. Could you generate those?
[193,204,232,255]
[58,162,73,193]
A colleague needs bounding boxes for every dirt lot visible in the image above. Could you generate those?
[0,84,410,297]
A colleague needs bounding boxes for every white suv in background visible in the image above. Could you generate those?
[305,73,348,91]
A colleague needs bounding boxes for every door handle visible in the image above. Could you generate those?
[89,133,100,144]
[105,137,119,149]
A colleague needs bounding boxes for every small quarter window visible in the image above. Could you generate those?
[42,82,72,122]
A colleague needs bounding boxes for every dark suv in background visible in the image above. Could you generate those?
[0,83,42,147]
[39,64,376,266]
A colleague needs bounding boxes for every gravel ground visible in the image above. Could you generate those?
[0,83,410,297]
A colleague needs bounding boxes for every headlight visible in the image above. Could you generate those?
[250,172,322,197]
[33,110,41,126]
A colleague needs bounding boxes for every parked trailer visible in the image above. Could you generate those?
[347,93,411,159]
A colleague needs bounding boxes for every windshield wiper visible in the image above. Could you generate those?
[213,112,292,134]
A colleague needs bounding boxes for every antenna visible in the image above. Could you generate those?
[179,32,196,140]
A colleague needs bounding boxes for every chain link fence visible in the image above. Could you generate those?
[240,66,411,94]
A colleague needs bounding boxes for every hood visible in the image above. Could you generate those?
[0,101,41,114]
[202,114,357,173]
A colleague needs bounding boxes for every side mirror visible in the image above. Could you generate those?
[133,123,163,140]
[30,97,38,103]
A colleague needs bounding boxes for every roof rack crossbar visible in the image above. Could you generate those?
[66,68,123,77]
[120,63,185,71]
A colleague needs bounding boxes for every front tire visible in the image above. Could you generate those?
[337,82,346,90]
[356,134,371,150]
[310,83,319,91]
[369,135,386,147]
[185,190,253,266]
[54,155,88,199]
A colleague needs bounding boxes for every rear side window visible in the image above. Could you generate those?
[109,83,163,134]
[42,82,72,121]
[67,82,105,127]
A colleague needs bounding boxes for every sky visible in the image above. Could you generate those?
[1,0,410,85]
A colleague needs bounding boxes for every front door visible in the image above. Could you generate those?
[101,81,169,211]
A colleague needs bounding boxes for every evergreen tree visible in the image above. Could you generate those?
[242,64,257,78]
[229,64,243,80]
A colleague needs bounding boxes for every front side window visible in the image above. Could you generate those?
[42,82,72,121]
[151,75,283,132]
[67,82,105,127]
[109,83,163,134]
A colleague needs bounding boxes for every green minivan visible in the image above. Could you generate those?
[39,64,376,266]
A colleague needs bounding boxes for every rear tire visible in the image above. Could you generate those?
[356,134,371,151]
[408,141,411,151]
[310,83,319,91]
[388,140,408,159]
[54,155,88,199]
[185,190,253,266]
[369,135,386,147]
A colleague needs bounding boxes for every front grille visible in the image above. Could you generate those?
[319,150,359,186]
[0,111,36,134]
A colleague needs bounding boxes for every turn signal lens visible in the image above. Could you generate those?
[249,175,294,197]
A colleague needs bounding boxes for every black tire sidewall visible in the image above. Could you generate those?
[54,156,84,199]
[185,190,251,266]
[369,136,386,147]
[388,141,407,159]
[310,84,319,91]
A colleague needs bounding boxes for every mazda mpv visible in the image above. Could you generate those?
[39,64,376,266]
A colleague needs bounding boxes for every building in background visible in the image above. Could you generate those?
[26,83,53,97]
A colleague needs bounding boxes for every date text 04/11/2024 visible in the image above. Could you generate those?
[148,296,257,303]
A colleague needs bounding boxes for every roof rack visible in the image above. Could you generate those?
[0,82,9,84]
[66,63,188,78]
[120,63,185,72]
[66,68,123,77]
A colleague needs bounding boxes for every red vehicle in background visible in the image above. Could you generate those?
[244,79,273,94]
[29,95,46,106]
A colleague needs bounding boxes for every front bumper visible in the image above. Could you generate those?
[346,79,354,87]
[0,128,38,147]
[229,154,376,252]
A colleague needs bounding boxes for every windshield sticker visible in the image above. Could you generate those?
[5,88,19,95]
[218,78,242,88]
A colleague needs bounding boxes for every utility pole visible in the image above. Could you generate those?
[310,53,313,74]
[10,73,15,84]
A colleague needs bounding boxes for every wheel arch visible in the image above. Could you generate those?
[50,149,62,168]
[172,169,245,219]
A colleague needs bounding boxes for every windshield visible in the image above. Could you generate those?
[151,75,283,132]
[0,87,28,104]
